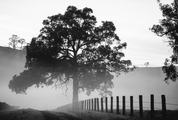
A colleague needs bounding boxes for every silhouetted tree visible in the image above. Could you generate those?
[9,35,26,50]
[144,62,149,67]
[9,6,132,108]
[151,0,178,82]
[18,38,26,49]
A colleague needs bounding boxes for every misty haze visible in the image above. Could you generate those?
[0,0,178,120]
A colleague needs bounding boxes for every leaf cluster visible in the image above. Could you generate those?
[151,1,178,82]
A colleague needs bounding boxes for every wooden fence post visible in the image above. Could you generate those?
[92,99,94,111]
[150,94,154,118]
[95,98,97,111]
[95,98,96,111]
[161,95,166,118]
[85,100,87,110]
[105,97,108,112]
[88,99,89,110]
[101,98,103,112]
[88,99,91,110]
[122,96,126,115]
[139,95,143,117]
[97,98,99,111]
[110,96,113,113]
[130,96,133,116]
[116,96,119,114]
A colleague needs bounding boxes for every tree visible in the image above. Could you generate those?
[9,34,26,50]
[9,6,132,108]
[151,0,178,82]
[144,62,149,67]
[18,38,26,49]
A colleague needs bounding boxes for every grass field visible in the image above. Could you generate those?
[67,109,178,120]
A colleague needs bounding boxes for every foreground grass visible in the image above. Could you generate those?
[0,108,81,120]
[71,110,178,120]
[0,108,178,120]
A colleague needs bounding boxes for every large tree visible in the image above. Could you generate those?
[9,6,132,108]
[151,0,178,82]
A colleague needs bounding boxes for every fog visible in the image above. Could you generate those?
[0,47,177,110]
[0,47,72,110]
[80,67,178,110]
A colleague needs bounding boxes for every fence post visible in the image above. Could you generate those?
[95,98,97,111]
[139,95,143,117]
[130,96,133,116]
[150,94,154,118]
[122,96,126,115]
[83,100,85,110]
[93,98,94,111]
[95,98,96,111]
[105,97,108,112]
[101,97,103,112]
[97,98,99,111]
[92,99,94,111]
[110,96,113,113]
[116,96,119,114]
[161,95,166,118]
[88,99,89,110]
[89,99,91,110]
[85,100,87,110]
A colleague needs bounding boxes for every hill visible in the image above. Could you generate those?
[0,102,18,111]
[0,46,25,60]
[0,46,25,83]
[0,45,177,110]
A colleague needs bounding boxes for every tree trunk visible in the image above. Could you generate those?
[72,73,79,110]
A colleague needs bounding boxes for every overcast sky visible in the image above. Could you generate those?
[0,0,173,67]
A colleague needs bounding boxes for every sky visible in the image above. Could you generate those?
[0,0,177,110]
[0,0,173,67]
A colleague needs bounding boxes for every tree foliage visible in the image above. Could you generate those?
[151,0,178,82]
[9,35,26,50]
[9,6,132,98]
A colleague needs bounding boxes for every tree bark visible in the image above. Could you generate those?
[72,72,79,110]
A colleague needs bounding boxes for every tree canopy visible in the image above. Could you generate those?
[9,6,132,102]
[8,35,26,50]
[151,0,178,82]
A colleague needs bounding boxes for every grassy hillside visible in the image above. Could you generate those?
[0,46,25,84]
[0,46,25,60]
[0,45,177,110]
[0,102,18,111]
[0,46,26,107]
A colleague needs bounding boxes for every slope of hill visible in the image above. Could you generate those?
[0,46,25,84]
[0,46,25,60]
[80,67,178,110]
[0,45,177,110]
[0,102,18,111]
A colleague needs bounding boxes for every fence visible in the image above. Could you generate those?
[79,94,168,118]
